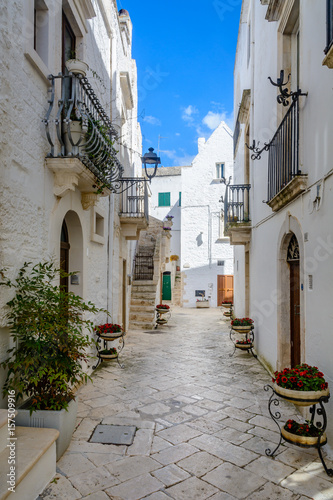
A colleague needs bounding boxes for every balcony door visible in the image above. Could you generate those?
[62,13,75,73]
[287,235,300,367]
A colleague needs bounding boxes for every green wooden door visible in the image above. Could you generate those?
[162,273,172,301]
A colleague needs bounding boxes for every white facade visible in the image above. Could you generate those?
[233,0,333,446]
[148,122,234,307]
[0,1,142,406]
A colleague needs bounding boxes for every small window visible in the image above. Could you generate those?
[158,192,170,207]
[217,260,225,266]
[179,192,181,207]
[216,163,224,179]
[91,208,105,245]
[34,0,49,66]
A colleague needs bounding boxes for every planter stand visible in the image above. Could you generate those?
[155,307,171,329]
[93,332,125,369]
[222,303,233,319]
[264,385,333,477]
[229,325,257,358]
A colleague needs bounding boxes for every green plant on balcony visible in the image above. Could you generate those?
[0,261,103,413]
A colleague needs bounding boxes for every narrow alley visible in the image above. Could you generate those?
[40,309,333,500]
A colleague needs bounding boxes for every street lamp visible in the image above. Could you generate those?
[141,147,161,181]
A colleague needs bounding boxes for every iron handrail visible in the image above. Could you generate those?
[224,184,251,233]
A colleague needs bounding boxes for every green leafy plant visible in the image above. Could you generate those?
[284,419,323,437]
[0,262,104,413]
[156,304,170,310]
[99,348,117,356]
[231,317,254,326]
[273,364,328,392]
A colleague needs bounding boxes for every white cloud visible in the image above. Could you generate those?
[161,149,195,166]
[175,132,180,136]
[143,115,161,126]
[202,110,234,131]
[181,105,199,123]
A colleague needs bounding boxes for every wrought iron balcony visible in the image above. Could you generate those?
[267,98,307,211]
[44,73,123,193]
[119,178,149,240]
[224,184,251,245]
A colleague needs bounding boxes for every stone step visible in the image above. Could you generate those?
[129,320,155,330]
[132,284,157,292]
[129,312,155,322]
[130,304,156,313]
[131,292,157,300]
[0,426,59,500]
[130,298,156,307]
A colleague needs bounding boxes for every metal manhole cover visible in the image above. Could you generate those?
[90,425,136,445]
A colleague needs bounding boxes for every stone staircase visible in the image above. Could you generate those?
[0,409,59,500]
[129,280,158,329]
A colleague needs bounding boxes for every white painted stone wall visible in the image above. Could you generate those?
[148,122,234,308]
[234,0,333,449]
[0,1,142,407]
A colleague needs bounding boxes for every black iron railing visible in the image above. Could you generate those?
[133,254,154,280]
[267,98,300,201]
[119,178,148,220]
[44,73,123,189]
[224,184,251,232]
[326,0,333,54]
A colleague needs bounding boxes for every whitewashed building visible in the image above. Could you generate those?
[0,1,144,402]
[148,122,234,307]
[233,0,333,447]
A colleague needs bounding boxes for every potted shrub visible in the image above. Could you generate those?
[272,364,329,406]
[98,348,118,360]
[221,300,233,309]
[231,317,254,333]
[282,419,327,446]
[196,297,210,308]
[95,323,124,339]
[0,261,102,459]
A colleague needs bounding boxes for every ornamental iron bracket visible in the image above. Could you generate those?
[268,70,308,106]
[245,140,270,161]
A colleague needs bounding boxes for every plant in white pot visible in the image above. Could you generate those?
[0,261,103,459]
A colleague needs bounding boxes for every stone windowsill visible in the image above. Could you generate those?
[267,175,308,212]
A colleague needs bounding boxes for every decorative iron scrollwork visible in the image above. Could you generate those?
[268,70,308,106]
[245,140,270,160]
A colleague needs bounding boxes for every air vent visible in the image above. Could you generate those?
[304,232,309,242]
[217,260,225,266]
[308,275,313,290]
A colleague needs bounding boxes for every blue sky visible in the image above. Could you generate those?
[118,1,242,167]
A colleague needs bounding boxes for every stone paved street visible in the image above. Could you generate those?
[40,308,333,500]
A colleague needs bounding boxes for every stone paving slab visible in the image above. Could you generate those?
[41,307,333,499]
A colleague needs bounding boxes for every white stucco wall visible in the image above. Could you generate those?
[234,0,333,448]
[0,0,142,407]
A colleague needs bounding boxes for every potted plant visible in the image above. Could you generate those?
[231,317,254,333]
[272,364,329,406]
[65,56,89,76]
[282,419,327,446]
[196,298,210,308]
[170,255,179,262]
[221,300,233,309]
[163,226,172,231]
[0,261,102,459]
[95,323,124,339]
[235,339,253,350]
[98,348,118,360]
[156,304,170,314]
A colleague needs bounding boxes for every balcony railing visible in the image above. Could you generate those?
[119,178,148,221]
[224,184,251,233]
[133,254,154,281]
[44,73,123,190]
[267,98,300,201]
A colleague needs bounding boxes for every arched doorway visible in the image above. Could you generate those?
[287,234,301,367]
[60,220,70,292]
[60,211,84,297]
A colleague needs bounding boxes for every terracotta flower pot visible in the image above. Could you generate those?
[281,426,327,446]
[274,383,330,407]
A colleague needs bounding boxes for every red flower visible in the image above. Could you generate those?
[297,381,303,387]
[281,376,288,383]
